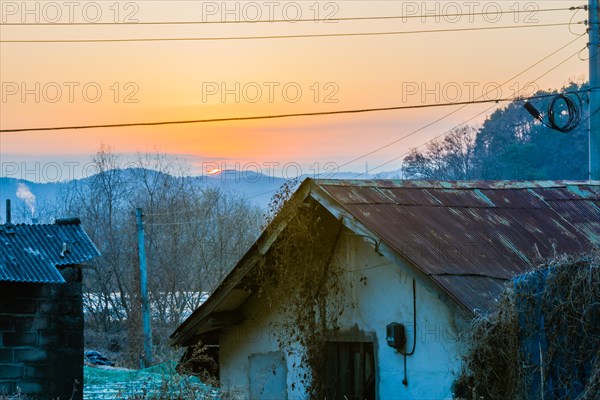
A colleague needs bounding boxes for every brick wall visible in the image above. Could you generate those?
[0,280,83,400]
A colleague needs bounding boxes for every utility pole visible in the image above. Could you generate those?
[136,208,153,367]
[590,0,600,180]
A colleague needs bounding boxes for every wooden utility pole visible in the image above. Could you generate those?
[136,208,153,367]
[590,0,600,179]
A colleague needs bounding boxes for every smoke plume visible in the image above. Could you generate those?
[16,183,36,217]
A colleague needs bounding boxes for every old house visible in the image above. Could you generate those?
[171,179,600,400]
[0,211,100,399]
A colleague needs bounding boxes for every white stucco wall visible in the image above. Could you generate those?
[219,291,307,400]
[218,231,468,400]
[339,234,468,400]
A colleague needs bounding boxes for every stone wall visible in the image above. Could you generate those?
[0,280,83,400]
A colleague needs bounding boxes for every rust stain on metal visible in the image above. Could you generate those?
[318,180,600,313]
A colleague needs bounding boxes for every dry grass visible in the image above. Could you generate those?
[454,248,600,400]
[453,290,528,400]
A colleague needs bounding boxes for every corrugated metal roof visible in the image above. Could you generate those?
[317,180,600,313]
[0,218,101,283]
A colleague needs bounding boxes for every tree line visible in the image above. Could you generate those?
[402,83,590,181]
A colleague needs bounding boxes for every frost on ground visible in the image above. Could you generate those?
[84,362,219,400]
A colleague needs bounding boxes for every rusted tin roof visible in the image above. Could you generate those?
[316,180,600,312]
[0,218,101,283]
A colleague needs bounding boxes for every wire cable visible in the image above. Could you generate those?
[145,209,198,217]
[0,92,587,134]
[0,22,580,43]
[525,93,583,133]
[332,34,587,173]
[547,94,582,132]
[0,6,583,26]
[354,47,588,178]
[569,5,588,35]
[146,214,233,226]
[354,107,506,179]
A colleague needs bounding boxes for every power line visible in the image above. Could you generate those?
[0,6,582,26]
[353,47,590,178]
[0,92,586,134]
[0,22,579,43]
[354,107,503,179]
[146,214,233,226]
[332,34,587,172]
[146,209,198,217]
[375,96,600,181]
[360,50,589,178]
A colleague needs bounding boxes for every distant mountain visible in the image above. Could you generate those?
[0,168,404,224]
[196,170,287,206]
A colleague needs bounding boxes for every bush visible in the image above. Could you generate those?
[454,249,600,400]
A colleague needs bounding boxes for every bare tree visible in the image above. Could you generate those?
[59,146,262,366]
[402,126,476,180]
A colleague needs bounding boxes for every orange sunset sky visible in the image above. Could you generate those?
[0,0,591,180]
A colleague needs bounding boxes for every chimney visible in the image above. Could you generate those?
[6,199,11,224]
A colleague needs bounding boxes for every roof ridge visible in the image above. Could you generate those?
[0,217,82,227]
[313,179,600,190]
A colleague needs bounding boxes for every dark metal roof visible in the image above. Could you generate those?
[316,180,600,312]
[0,218,101,283]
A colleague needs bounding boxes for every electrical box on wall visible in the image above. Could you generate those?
[386,322,406,350]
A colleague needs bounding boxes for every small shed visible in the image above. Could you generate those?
[0,215,100,399]
[172,179,600,400]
